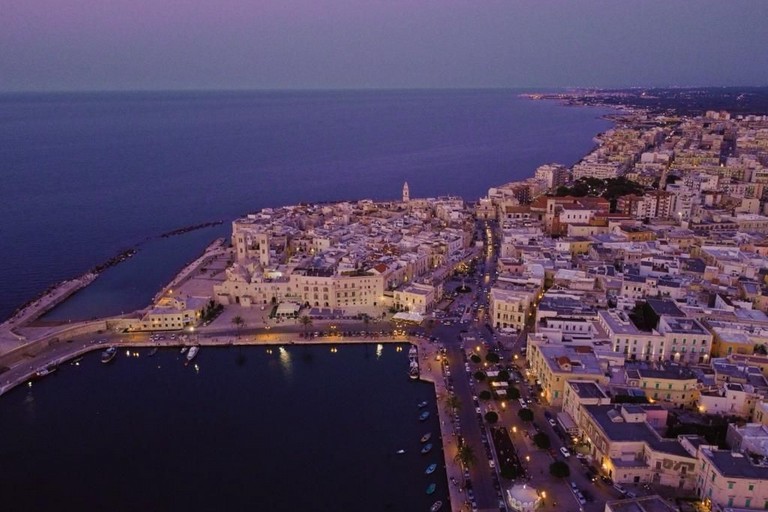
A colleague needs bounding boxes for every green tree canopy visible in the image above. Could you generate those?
[479,390,492,400]
[454,444,476,469]
[485,352,500,363]
[550,460,570,478]
[470,354,482,364]
[517,408,533,422]
[474,371,486,382]
[507,386,521,400]
[533,432,551,449]
[484,411,499,423]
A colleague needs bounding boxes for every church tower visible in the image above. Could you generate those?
[402,181,410,203]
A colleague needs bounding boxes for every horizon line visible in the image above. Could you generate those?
[2,84,768,95]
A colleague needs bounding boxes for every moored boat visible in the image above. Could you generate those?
[430,500,443,512]
[396,449,406,454]
[426,483,436,495]
[421,432,432,443]
[180,347,188,354]
[419,410,430,421]
[425,463,437,475]
[418,400,428,408]
[34,366,57,378]
[186,346,199,362]
[148,347,159,357]
[101,347,117,364]
[421,443,433,454]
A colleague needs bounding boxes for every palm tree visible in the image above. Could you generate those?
[445,394,461,413]
[232,315,246,338]
[454,444,476,470]
[299,315,313,334]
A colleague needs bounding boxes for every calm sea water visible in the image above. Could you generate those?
[0,344,444,512]
[0,89,613,321]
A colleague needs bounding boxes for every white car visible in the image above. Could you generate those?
[548,418,557,427]
[560,447,572,458]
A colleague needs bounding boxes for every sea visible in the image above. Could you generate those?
[0,89,614,510]
[0,89,613,322]
[0,343,444,512]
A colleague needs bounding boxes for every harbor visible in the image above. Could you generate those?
[0,341,452,512]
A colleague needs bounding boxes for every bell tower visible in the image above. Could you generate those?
[402,181,410,203]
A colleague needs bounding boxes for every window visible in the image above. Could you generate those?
[728,482,734,490]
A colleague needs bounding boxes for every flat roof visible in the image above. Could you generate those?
[584,405,694,459]
[607,495,679,512]
[569,380,609,399]
[702,448,768,479]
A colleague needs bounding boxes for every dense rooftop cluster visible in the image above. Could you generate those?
[479,108,768,510]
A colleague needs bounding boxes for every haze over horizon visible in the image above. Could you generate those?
[2,0,768,92]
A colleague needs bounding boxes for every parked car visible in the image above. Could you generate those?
[560,447,571,458]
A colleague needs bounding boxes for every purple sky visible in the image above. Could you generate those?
[1,0,767,91]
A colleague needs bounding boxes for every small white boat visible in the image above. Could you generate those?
[396,449,406,454]
[180,347,188,354]
[430,501,443,512]
[186,346,199,362]
[101,347,117,364]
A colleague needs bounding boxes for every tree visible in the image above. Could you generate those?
[486,352,500,363]
[500,466,521,480]
[507,386,521,400]
[479,390,492,400]
[232,315,246,338]
[299,315,313,334]
[629,301,659,332]
[470,354,482,364]
[474,371,486,382]
[454,444,476,470]
[550,461,570,478]
[517,408,533,422]
[485,411,499,423]
[497,369,510,381]
[533,432,551,449]
[446,394,462,412]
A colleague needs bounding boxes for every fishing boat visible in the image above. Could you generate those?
[101,347,117,364]
[419,411,430,421]
[180,347,188,354]
[418,400,428,408]
[396,449,406,454]
[430,501,443,512]
[421,443,433,454]
[409,359,420,380]
[186,346,199,362]
[426,483,436,495]
[148,347,159,357]
[425,463,437,475]
[421,432,432,443]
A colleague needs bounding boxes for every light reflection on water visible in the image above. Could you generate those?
[278,346,292,378]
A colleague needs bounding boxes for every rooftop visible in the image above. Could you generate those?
[701,447,768,479]
[584,404,694,458]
